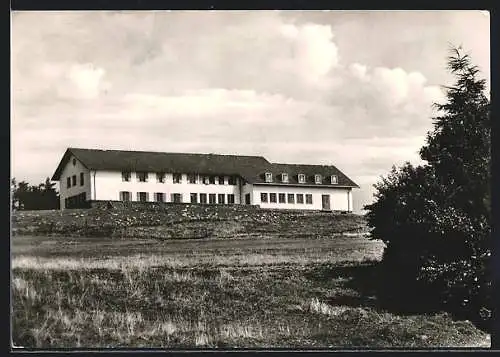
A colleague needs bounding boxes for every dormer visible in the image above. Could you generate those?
[298,173,306,183]
[315,174,322,184]
[265,172,273,183]
[330,175,338,184]
[281,173,289,183]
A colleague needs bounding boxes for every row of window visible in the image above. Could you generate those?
[260,192,313,204]
[122,172,238,185]
[66,173,84,189]
[119,191,236,204]
[189,193,236,204]
[265,173,338,185]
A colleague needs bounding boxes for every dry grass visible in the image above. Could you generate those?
[304,297,350,317]
[12,248,383,271]
[11,234,490,349]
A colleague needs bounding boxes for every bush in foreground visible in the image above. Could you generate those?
[364,48,491,331]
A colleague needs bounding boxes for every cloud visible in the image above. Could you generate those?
[349,63,368,80]
[11,11,489,215]
[278,23,339,83]
[66,63,108,99]
[42,62,109,100]
[14,62,110,105]
[324,64,446,140]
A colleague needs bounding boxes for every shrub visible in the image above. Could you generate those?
[364,48,491,331]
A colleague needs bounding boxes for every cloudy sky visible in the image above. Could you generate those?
[11,10,490,213]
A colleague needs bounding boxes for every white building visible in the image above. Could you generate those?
[52,148,359,211]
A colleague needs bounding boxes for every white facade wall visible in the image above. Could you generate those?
[252,184,353,211]
[92,170,242,204]
[57,160,355,211]
[59,155,92,209]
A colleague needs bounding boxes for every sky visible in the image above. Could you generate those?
[11,10,490,213]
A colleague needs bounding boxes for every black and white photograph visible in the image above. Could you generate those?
[11,10,491,349]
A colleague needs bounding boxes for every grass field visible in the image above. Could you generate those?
[11,233,490,349]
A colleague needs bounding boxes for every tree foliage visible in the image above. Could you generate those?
[11,177,60,210]
[364,48,491,330]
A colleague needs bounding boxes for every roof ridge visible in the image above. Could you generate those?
[69,147,267,159]
[270,162,338,167]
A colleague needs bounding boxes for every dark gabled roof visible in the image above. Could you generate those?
[51,148,271,182]
[248,163,359,188]
[51,148,359,188]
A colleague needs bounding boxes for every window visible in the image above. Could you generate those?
[173,173,182,183]
[190,193,198,204]
[287,193,295,204]
[72,175,77,186]
[67,177,71,189]
[227,194,235,204]
[245,193,251,204]
[228,176,236,185]
[137,192,149,202]
[72,158,77,166]
[218,176,225,185]
[203,176,210,185]
[120,191,131,201]
[315,174,322,184]
[297,194,304,204]
[200,193,207,204]
[171,193,182,203]
[80,173,84,186]
[188,173,197,184]
[270,193,277,203]
[209,194,216,204]
[306,194,313,204]
[282,173,289,183]
[122,171,131,182]
[209,176,215,184]
[298,174,306,183]
[156,172,165,183]
[261,193,268,203]
[330,175,338,184]
[279,193,286,203]
[155,192,165,202]
[265,172,273,183]
[137,172,148,182]
[218,194,225,204]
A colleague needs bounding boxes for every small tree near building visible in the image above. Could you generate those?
[11,177,60,210]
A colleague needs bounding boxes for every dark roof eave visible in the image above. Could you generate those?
[252,182,359,188]
[51,148,71,181]
[89,168,248,177]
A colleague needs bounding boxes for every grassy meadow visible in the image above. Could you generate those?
[11,208,491,349]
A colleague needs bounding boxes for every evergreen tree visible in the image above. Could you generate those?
[364,48,491,329]
[420,48,490,219]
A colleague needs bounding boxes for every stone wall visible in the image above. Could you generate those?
[12,201,368,239]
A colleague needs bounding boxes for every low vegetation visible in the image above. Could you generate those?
[11,204,368,239]
[12,232,490,348]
